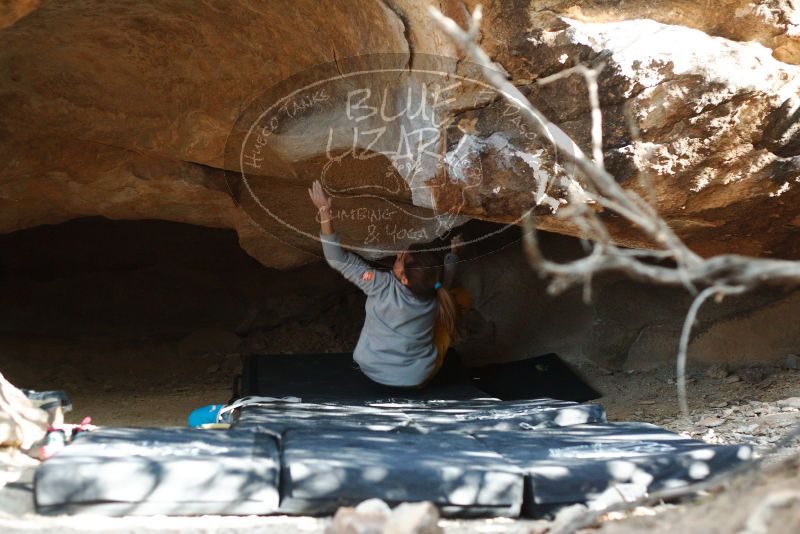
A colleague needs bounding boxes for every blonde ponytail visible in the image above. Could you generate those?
[403,247,459,342]
[435,286,457,341]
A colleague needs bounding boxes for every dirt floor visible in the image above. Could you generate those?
[1,354,798,533]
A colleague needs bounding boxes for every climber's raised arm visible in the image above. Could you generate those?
[308,180,334,236]
[308,180,390,295]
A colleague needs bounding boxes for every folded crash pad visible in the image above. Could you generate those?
[279,428,524,517]
[473,422,753,517]
[35,427,280,516]
[232,398,606,435]
[234,401,416,434]
[375,398,607,432]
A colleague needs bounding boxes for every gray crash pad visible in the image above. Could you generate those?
[35,427,280,516]
[279,428,524,517]
[234,401,416,434]
[233,398,606,435]
[371,398,607,432]
[32,405,751,519]
[474,422,753,517]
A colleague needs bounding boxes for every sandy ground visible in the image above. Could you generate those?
[1,360,799,533]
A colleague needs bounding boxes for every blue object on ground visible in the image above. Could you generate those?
[187,404,224,427]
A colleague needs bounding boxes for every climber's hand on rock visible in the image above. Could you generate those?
[450,233,465,255]
[308,180,332,212]
[309,180,334,235]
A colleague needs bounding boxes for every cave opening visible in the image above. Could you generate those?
[0,217,368,425]
[5,215,796,428]
[0,215,523,425]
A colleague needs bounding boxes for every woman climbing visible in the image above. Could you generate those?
[308,180,467,388]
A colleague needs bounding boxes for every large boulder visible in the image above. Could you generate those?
[0,0,798,267]
[445,0,800,257]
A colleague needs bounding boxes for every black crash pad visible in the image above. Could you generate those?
[473,422,753,517]
[279,428,524,517]
[240,352,488,402]
[35,428,280,516]
[239,352,601,403]
[470,353,601,403]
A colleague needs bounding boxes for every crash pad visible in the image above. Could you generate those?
[470,353,601,402]
[374,398,607,432]
[33,355,751,520]
[35,427,280,516]
[234,400,415,434]
[233,397,606,436]
[239,352,601,403]
[239,352,488,402]
[473,422,753,517]
[279,427,524,517]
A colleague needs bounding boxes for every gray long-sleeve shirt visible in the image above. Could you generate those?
[320,232,457,387]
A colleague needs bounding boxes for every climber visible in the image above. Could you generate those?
[308,180,468,388]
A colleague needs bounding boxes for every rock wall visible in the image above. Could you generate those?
[0,217,795,378]
[1,1,798,267]
[1,1,799,373]
[453,230,800,370]
[448,0,800,257]
[0,217,365,391]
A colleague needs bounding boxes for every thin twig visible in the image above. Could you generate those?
[539,63,606,169]
[741,491,800,534]
[676,285,747,418]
